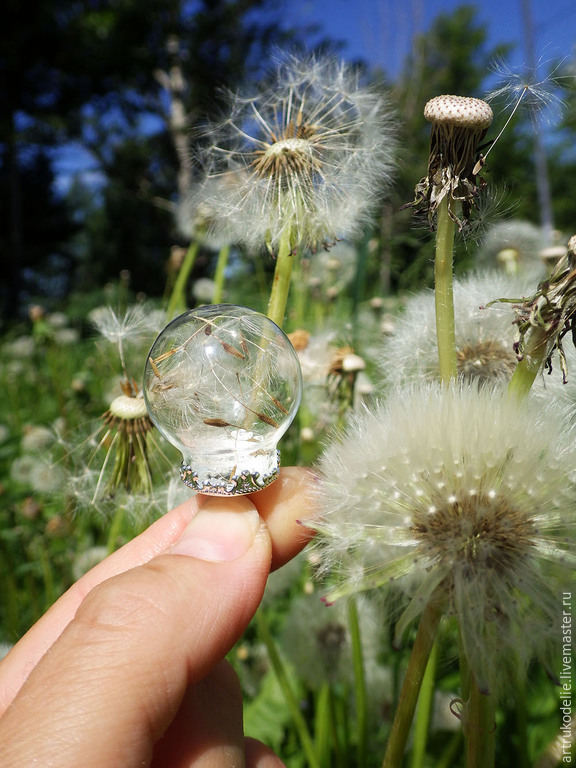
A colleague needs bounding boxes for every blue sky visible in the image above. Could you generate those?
[293,0,576,78]
[54,0,575,195]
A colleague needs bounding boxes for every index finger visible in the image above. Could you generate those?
[0,466,317,713]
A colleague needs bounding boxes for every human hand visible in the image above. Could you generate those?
[0,467,316,767]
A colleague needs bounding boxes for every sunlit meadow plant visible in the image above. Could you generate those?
[190,53,396,326]
[56,304,177,526]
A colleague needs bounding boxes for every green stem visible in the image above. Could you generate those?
[434,197,457,383]
[507,326,549,399]
[212,244,230,304]
[106,505,125,554]
[314,683,332,767]
[382,601,443,768]
[348,598,368,768]
[166,240,199,319]
[464,675,496,768]
[255,611,321,768]
[267,227,295,328]
[410,638,438,768]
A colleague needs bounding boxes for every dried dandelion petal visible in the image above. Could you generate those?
[143,305,302,495]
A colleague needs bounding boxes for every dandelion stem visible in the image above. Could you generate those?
[267,227,295,328]
[434,196,457,383]
[255,610,321,768]
[348,597,368,768]
[464,675,495,768]
[314,683,332,765]
[382,601,443,768]
[410,638,438,768]
[167,240,199,319]
[212,244,230,304]
[507,326,549,398]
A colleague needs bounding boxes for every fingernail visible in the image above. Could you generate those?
[171,497,261,562]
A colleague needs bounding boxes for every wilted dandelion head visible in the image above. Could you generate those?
[312,383,576,694]
[377,271,528,390]
[506,234,576,383]
[194,54,396,252]
[409,95,493,229]
[97,381,156,498]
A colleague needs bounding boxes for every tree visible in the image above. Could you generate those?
[0,0,306,318]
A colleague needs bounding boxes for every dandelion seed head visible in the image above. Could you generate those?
[409,94,493,228]
[278,593,382,690]
[377,271,530,390]
[312,383,576,694]
[193,54,396,251]
[478,219,546,275]
[21,425,56,453]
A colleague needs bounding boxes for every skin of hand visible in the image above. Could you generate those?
[0,467,317,768]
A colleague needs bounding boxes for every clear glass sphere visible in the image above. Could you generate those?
[143,304,302,495]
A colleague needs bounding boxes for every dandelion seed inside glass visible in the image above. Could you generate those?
[143,305,302,495]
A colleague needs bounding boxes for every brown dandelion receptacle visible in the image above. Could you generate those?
[411,94,493,228]
[456,339,517,386]
[424,95,493,176]
[411,494,537,580]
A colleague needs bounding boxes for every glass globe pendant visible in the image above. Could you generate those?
[143,305,302,495]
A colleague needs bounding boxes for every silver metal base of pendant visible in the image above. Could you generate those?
[179,451,280,495]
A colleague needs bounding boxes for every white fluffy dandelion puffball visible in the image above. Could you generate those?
[143,305,302,496]
[192,54,395,251]
[313,382,576,694]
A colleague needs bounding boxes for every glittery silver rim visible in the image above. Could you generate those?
[179,451,280,495]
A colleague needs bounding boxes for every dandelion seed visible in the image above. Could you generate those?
[486,56,568,122]
[89,304,167,376]
[311,383,576,695]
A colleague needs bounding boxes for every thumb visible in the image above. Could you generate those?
[0,496,271,768]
